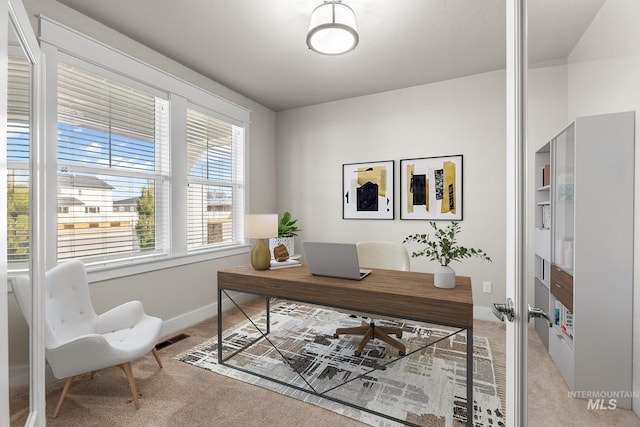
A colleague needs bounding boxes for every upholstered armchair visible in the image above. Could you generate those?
[12,260,163,418]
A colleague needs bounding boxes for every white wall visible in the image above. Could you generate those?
[276,70,507,317]
[8,0,277,376]
[565,0,640,415]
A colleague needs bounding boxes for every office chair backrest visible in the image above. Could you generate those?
[356,241,410,271]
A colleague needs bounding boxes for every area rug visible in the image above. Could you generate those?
[177,301,505,427]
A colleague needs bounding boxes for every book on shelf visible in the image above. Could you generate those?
[542,164,550,187]
[554,300,574,340]
[542,204,551,229]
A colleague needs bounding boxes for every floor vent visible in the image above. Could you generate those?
[155,333,190,350]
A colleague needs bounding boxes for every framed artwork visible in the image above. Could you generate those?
[400,155,463,220]
[342,160,394,219]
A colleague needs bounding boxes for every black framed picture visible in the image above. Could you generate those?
[342,160,394,219]
[400,155,463,220]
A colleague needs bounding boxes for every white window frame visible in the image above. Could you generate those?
[38,17,251,281]
[186,103,245,252]
[55,58,172,265]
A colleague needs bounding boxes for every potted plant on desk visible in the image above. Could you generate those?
[269,211,301,259]
[403,221,491,288]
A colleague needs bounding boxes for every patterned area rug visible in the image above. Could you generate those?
[177,301,505,427]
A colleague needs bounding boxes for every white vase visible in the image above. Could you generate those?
[434,264,456,289]
[269,236,294,259]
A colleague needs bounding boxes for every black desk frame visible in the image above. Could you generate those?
[217,286,474,427]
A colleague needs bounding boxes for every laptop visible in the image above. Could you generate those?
[303,241,372,280]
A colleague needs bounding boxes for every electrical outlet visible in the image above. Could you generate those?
[482,281,492,294]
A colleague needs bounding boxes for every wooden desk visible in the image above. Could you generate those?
[217,264,474,426]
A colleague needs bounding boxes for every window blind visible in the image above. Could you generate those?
[56,62,170,264]
[186,108,244,251]
[7,55,31,265]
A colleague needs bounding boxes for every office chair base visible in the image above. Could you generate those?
[334,321,405,357]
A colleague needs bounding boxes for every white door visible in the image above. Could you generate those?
[505,1,640,425]
[2,0,46,425]
[504,1,528,425]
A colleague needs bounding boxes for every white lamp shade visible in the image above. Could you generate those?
[307,1,359,55]
[244,214,278,239]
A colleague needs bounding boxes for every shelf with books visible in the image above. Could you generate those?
[534,256,550,288]
[535,113,633,407]
[553,299,574,344]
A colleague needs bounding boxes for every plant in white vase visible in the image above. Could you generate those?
[403,221,491,289]
[269,211,301,259]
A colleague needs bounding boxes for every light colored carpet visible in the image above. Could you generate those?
[177,301,505,427]
[8,298,640,426]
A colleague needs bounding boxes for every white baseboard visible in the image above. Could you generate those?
[10,299,497,387]
[9,364,29,388]
[159,292,258,340]
[9,293,259,388]
[10,364,58,388]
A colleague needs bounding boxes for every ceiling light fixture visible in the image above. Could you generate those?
[306,0,359,56]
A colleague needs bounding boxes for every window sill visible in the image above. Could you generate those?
[6,245,252,289]
[86,244,251,283]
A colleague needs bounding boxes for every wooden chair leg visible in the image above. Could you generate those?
[355,327,375,356]
[53,376,75,419]
[151,348,163,368]
[334,320,370,337]
[373,328,406,355]
[120,363,141,410]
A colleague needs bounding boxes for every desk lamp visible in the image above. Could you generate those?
[244,214,278,270]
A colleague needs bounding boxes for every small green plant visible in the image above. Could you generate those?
[403,221,491,266]
[278,211,301,237]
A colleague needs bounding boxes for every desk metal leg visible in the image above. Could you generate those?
[265,297,270,335]
[217,286,223,364]
[467,326,473,427]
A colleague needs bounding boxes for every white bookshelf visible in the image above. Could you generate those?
[532,112,634,409]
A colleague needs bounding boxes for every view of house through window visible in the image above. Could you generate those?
[6,41,248,271]
[186,108,244,251]
[6,55,31,265]
[55,62,170,264]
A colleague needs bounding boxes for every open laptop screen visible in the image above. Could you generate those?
[303,241,371,280]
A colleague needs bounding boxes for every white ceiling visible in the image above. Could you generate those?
[57,0,605,112]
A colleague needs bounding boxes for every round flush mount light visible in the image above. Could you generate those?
[306,0,359,56]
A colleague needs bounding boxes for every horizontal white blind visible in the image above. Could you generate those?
[7,55,31,265]
[186,108,244,250]
[57,62,170,264]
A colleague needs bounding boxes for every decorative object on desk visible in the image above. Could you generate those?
[272,243,290,262]
[342,160,394,219]
[245,214,278,270]
[177,301,505,427]
[404,221,491,288]
[269,211,301,258]
[270,255,302,270]
[400,155,463,220]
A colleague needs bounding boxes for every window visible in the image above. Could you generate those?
[56,62,170,263]
[186,108,244,251]
[31,18,251,276]
[6,55,30,266]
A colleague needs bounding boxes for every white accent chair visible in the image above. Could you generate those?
[333,241,410,356]
[12,260,163,418]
